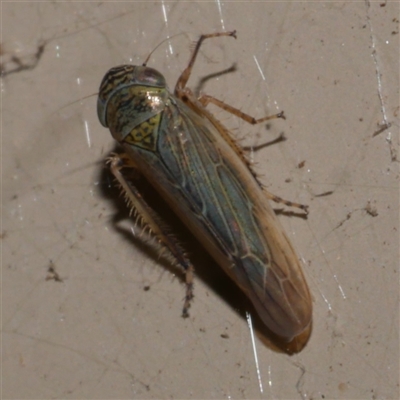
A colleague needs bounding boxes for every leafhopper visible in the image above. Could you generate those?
[97,31,312,342]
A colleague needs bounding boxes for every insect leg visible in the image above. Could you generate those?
[191,96,307,213]
[175,30,237,93]
[198,93,286,124]
[261,188,309,213]
[108,154,195,317]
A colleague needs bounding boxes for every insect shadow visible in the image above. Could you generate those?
[193,63,237,97]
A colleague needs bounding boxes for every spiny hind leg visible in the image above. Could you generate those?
[107,153,195,317]
[182,264,194,318]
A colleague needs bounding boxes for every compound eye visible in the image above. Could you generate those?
[136,66,166,88]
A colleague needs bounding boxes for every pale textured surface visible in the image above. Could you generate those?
[2,2,399,399]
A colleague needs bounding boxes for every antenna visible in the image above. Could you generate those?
[142,32,185,66]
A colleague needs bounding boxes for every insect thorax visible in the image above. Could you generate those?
[107,85,168,151]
